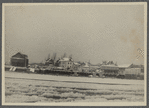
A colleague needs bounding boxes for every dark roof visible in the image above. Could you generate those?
[129,64,144,68]
[12,52,28,58]
[100,65,119,70]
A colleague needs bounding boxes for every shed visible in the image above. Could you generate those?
[11,52,29,67]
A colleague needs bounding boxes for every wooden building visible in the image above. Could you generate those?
[11,52,29,67]
[59,57,74,70]
[100,65,119,76]
[118,63,144,73]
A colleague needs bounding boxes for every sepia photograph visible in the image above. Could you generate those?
[2,3,147,106]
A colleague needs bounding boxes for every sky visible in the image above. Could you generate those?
[4,4,145,65]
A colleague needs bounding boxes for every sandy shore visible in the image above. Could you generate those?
[5,71,144,103]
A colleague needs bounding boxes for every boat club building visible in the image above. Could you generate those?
[11,52,29,67]
[59,57,74,70]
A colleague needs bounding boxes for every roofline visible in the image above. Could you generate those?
[12,52,28,57]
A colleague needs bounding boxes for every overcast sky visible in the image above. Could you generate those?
[5,4,145,65]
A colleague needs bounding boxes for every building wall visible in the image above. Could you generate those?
[119,68,126,75]
[60,61,74,69]
[82,67,89,72]
[124,68,142,75]
[11,58,28,67]
[124,68,144,80]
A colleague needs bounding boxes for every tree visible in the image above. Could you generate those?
[45,57,47,62]
[63,53,67,58]
[69,54,72,59]
[115,62,117,66]
[48,54,50,59]
[69,54,73,61]
[52,53,57,65]
[102,61,107,65]
[55,59,60,67]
